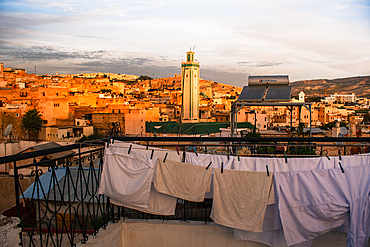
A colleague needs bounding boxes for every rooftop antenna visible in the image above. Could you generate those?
[4,124,12,161]
[193,45,196,53]
[4,124,12,141]
[339,127,348,137]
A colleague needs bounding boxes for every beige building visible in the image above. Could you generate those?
[91,109,145,137]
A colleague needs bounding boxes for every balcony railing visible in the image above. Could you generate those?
[1,136,370,246]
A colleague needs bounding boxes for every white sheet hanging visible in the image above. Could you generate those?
[99,145,177,215]
[110,183,177,216]
[99,146,156,208]
[275,165,370,247]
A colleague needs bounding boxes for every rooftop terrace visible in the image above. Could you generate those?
[1,136,370,246]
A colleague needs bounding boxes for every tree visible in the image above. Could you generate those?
[22,109,43,140]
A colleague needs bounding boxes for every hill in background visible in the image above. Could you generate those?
[291,76,370,98]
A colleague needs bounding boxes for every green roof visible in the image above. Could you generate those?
[355,110,368,113]
[146,121,254,135]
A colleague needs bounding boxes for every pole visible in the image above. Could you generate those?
[254,111,257,135]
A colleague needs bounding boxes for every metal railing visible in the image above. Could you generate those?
[1,136,370,246]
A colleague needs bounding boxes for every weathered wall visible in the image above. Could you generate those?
[0,175,35,213]
[77,221,123,247]
[0,214,21,247]
[121,220,264,247]
[78,219,370,247]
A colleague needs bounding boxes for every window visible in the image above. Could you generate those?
[42,92,45,96]
[56,93,59,96]
[54,103,60,107]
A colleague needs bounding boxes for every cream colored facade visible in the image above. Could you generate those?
[181,51,199,123]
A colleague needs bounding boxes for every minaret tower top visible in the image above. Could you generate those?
[186,51,195,62]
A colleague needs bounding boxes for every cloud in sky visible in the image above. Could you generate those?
[0,0,369,87]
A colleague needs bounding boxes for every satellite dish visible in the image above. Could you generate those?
[4,124,12,137]
[339,127,348,135]
[257,123,262,129]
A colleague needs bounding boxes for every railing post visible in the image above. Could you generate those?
[13,161,21,219]
[13,161,22,246]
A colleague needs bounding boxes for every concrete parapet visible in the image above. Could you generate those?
[0,214,21,247]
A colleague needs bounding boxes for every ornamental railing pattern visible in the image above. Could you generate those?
[1,136,370,246]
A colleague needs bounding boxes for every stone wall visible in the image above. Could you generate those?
[0,214,21,247]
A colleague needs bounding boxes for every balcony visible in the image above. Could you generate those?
[1,136,370,246]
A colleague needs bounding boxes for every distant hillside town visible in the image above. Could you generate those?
[0,52,369,145]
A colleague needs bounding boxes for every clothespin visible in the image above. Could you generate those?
[266,165,270,177]
[338,150,342,160]
[221,162,224,173]
[206,162,212,170]
[339,162,345,173]
[150,150,154,159]
[112,138,115,144]
[163,153,168,163]
[107,138,110,148]
[182,151,186,162]
[194,147,198,156]
[128,145,132,154]
[285,152,287,163]
[237,151,240,161]
[227,149,229,160]
[175,145,180,155]
[323,151,330,160]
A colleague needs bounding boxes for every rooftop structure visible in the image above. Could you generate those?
[181,50,200,123]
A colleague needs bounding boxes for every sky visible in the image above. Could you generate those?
[0,0,369,87]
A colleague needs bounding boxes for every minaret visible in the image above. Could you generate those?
[181,50,199,123]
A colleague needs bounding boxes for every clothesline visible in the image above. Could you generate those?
[105,141,370,161]
[99,142,370,247]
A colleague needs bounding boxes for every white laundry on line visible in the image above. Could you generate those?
[110,182,177,216]
[99,146,156,208]
[275,165,370,247]
[234,155,342,247]
[185,152,234,198]
[211,168,274,232]
[154,159,212,202]
[99,145,177,215]
[110,140,182,162]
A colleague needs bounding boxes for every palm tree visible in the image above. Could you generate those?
[22,109,43,140]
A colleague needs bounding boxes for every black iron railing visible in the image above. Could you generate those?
[1,136,370,246]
